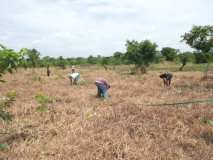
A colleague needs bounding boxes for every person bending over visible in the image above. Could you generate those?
[69,67,80,85]
[159,72,173,87]
[95,78,110,98]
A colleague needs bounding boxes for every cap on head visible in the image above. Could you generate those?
[71,66,75,73]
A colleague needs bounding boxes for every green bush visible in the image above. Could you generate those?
[35,92,53,112]
[6,90,17,102]
[0,143,9,150]
[0,91,17,109]
[201,117,213,126]
[35,92,52,104]
[0,110,13,122]
[36,105,48,112]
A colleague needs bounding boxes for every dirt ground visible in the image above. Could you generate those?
[0,66,213,160]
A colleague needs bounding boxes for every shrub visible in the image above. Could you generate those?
[0,143,9,150]
[35,92,53,112]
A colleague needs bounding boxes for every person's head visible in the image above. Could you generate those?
[71,66,75,73]
[160,73,165,79]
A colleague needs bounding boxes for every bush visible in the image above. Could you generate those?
[0,143,9,150]
[201,117,213,126]
[35,92,52,104]
[0,91,17,122]
[194,52,213,64]
[0,110,13,122]
[35,92,53,112]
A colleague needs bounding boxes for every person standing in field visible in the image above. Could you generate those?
[159,72,173,87]
[47,65,51,77]
[95,78,110,98]
[69,66,80,85]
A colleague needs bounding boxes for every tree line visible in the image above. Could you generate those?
[1,25,213,78]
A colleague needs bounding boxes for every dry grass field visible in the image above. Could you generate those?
[0,66,213,160]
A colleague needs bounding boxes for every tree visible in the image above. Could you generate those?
[100,57,110,70]
[178,52,189,71]
[161,47,178,61]
[20,48,40,68]
[125,40,158,73]
[40,56,52,67]
[182,25,213,53]
[56,56,66,69]
[75,57,87,65]
[0,44,21,82]
[87,55,97,64]
[182,25,213,64]
[112,52,124,65]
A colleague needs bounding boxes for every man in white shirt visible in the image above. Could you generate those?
[69,67,80,85]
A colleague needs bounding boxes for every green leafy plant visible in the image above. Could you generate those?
[83,107,96,120]
[125,40,158,73]
[0,143,9,150]
[35,93,52,104]
[201,117,213,126]
[36,105,48,112]
[0,110,13,122]
[6,90,17,102]
[78,79,87,86]
[35,92,53,112]
[0,91,17,109]
[0,44,21,82]
[0,91,17,122]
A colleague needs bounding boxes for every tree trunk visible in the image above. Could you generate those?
[179,64,185,71]
[203,63,209,80]
[140,66,147,74]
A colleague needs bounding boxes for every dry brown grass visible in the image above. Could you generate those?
[0,66,213,160]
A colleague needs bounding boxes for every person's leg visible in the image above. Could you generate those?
[97,87,101,97]
[169,75,172,86]
[70,77,73,85]
[76,75,80,84]
[74,78,77,85]
[102,88,108,98]
[74,75,80,85]
[163,79,167,87]
[96,83,108,98]
[166,76,171,86]
[166,80,169,86]
[100,85,108,98]
[96,83,102,97]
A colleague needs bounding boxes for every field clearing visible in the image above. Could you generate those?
[0,66,213,160]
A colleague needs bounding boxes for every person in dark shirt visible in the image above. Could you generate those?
[159,72,173,87]
[47,65,50,77]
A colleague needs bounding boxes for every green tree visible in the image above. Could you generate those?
[87,55,97,64]
[178,52,189,71]
[56,56,66,69]
[161,47,178,61]
[125,40,158,73]
[0,44,21,82]
[40,56,52,67]
[182,25,213,53]
[100,57,110,70]
[182,25,213,63]
[75,57,87,65]
[112,52,124,65]
[20,48,40,68]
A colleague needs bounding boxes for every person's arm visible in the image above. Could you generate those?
[103,80,110,89]
[70,77,73,85]
[69,74,73,85]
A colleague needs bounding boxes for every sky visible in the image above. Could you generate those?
[0,0,213,57]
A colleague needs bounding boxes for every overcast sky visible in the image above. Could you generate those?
[0,0,212,57]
